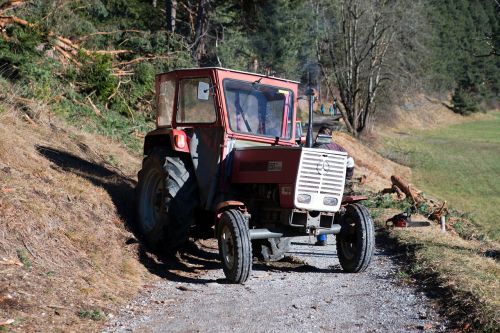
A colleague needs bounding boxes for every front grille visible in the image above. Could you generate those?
[294,148,347,212]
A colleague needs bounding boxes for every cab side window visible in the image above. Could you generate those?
[176,78,217,124]
[157,79,175,127]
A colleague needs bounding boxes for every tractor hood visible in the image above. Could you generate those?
[230,146,348,212]
[230,146,302,184]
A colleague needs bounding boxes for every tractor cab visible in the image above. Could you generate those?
[144,68,299,209]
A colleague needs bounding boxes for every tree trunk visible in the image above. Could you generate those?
[165,0,177,33]
[192,0,207,63]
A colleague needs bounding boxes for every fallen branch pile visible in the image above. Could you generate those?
[0,15,132,67]
[0,0,26,13]
[0,5,167,76]
[381,174,449,221]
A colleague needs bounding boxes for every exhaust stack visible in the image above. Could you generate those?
[305,87,315,148]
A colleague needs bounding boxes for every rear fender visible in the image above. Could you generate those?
[144,128,190,155]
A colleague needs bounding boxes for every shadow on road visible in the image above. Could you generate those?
[137,242,220,284]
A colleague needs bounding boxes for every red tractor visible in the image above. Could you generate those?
[136,68,374,283]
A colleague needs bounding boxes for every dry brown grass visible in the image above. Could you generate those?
[0,107,152,332]
[387,225,500,332]
[375,94,493,133]
[334,131,411,192]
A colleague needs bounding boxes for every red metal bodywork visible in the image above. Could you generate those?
[230,147,301,208]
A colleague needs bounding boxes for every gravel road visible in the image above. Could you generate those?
[104,235,446,333]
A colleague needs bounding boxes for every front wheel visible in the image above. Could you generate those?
[217,209,252,283]
[336,203,375,273]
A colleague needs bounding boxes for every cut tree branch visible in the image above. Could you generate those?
[0,0,25,14]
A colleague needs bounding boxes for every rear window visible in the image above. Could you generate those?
[157,79,175,127]
[176,78,217,124]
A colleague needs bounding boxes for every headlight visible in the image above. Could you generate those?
[323,197,338,206]
[297,194,311,204]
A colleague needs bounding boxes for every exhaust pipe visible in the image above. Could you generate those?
[305,87,315,148]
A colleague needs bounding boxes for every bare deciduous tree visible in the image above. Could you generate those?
[314,0,424,136]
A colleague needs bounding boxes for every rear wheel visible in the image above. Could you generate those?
[136,148,198,253]
[217,209,252,283]
[336,203,374,272]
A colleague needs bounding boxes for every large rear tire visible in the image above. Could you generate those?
[217,209,252,283]
[336,203,375,273]
[136,148,198,254]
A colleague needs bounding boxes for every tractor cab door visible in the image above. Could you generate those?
[175,76,223,210]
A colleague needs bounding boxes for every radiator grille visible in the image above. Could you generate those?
[294,148,347,212]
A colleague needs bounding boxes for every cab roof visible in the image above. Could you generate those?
[162,67,301,85]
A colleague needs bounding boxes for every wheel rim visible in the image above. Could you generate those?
[220,225,235,270]
[340,236,357,260]
[140,169,165,231]
[340,220,357,260]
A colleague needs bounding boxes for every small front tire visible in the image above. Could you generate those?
[217,209,252,283]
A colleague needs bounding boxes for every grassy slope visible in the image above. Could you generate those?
[375,213,499,332]
[384,112,500,239]
[0,105,152,332]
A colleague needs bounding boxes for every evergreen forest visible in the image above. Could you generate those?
[0,0,498,141]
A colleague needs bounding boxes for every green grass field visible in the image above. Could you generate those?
[385,112,500,240]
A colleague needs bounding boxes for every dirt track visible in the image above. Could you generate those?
[104,236,446,333]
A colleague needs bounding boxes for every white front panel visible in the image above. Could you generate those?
[294,148,347,212]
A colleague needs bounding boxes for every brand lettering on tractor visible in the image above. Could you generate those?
[267,161,283,172]
[316,160,331,175]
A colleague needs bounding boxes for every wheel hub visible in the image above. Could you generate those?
[220,225,235,270]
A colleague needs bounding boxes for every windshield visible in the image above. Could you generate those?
[223,79,293,139]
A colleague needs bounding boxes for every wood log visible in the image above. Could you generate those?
[86,94,101,117]
[115,55,172,67]
[76,29,144,42]
[380,187,394,194]
[0,15,33,28]
[54,45,81,67]
[392,184,405,199]
[390,175,421,203]
[0,1,25,14]
[1,16,130,59]
[93,49,132,55]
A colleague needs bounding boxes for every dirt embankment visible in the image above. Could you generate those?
[0,108,152,332]
[334,132,411,191]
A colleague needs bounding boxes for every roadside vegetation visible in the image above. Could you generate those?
[0,106,150,332]
[0,0,497,143]
[370,113,500,332]
[365,192,499,332]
